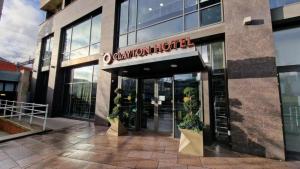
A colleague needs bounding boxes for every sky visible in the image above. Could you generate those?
[0,0,45,63]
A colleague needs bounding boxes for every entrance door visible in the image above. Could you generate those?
[141,77,173,135]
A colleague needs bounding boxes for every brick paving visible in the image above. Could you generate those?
[0,123,299,169]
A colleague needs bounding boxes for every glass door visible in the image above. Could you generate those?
[141,78,173,135]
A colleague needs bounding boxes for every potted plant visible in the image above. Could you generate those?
[178,87,204,156]
[107,88,127,136]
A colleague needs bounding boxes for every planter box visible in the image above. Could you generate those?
[178,128,204,156]
[106,117,127,136]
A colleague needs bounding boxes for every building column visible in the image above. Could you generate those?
[224,0,285,160]
[95,0,117,125]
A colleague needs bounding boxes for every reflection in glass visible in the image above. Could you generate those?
[120,1,129,34]
[137,17,183,43]
[200,4,221,26]
[269,0,300,9]
[118,0,222,47]
[274,27,300,66]
[71,19,91,50]
[122,77,137,130]
[128,32,136,46]
[41,36,53,67]
[138,0,183,28]
[63,14,101,60]
[119,34,128,48]
[185,12,198,31]
[279,72,300,153]
[185,0,198,13]
[142,79,155,131]
[174,73,201,138]
[211,42,224,73]
[64,65,99,120]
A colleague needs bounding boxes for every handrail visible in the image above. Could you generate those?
[0,99,48,131]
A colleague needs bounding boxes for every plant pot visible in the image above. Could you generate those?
[178,128,204,156]
[106,117,127,136]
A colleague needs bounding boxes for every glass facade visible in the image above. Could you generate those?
[279,72,300,153]
[270,0,300,9]
[62,14,101,61]
[275,27,300,155]
[118,0,222,47]
[41,35,53,67]
[121,77,137,130]
[63,65,99,120]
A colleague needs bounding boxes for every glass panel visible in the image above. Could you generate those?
[122,77,137,130]
[0,82,3,91]
[128,32,136,46]
[200,4,221,26]
[158,77,173,133]
[71,19,91,51]
[63,29,72,60]
[185,12,198,31]
[142,79,155,131]
[279,72,300,153]
[119,34,128,48]
[120,0,129,34]
[196,44,210,63]
[270,0,300,9]
[137,0,183,28]
[129,0,137,32]
[137,17,183,43]
[72,66,94,83]
[70,46,89,60]
[174,73,201,138]
[274,27,300,66]
[91,14,101,45]
[70,83,92,119]
[4,83,14,92]
[211,41,224,73]
[185,0,198,13]
[89,43,100,55]
[200,0,220,7]
[64,65,98,120]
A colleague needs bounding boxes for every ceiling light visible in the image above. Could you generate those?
[170,64,178,68]
[122,70,128,73]
[160,3,164,7]
[144,67,151,71]
[148,8,152,11]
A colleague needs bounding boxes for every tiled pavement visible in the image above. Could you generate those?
[0,123,299,169]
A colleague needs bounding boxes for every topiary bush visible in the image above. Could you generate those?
[178,87,203,133]
[109,88,124,119]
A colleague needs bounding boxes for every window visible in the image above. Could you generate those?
[118,0,222,47]
[63,65,99,120]
[269,0,300,9]
[279,72,300,154]
[41,35,53,67]
[4,83,15,92]
[62,13,101,61]
[274,27,300,66]
[0,82,3,91]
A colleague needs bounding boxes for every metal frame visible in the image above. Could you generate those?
[0,100,48,131]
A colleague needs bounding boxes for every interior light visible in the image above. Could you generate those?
[122,70,128,73]
[148,8,152,11]
[144,67,151,71]
[160,3,164,7]
[170,64,178,68]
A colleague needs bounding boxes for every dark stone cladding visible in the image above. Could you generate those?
[224,0,285,160]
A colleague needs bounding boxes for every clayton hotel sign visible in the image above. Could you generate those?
[103,37,195,65]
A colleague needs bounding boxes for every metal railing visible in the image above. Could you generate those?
[0,100,48,131]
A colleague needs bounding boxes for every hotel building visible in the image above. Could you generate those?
[32,0,300,160]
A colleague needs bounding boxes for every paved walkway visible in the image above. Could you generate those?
[0,123,299,169]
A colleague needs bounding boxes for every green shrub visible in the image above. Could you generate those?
[108,88,124,119]
[178,87,203,133]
